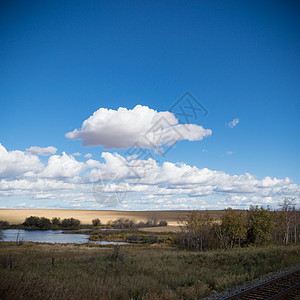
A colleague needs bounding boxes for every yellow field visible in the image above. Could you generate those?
[0,209,225,225]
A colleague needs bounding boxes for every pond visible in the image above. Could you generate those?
[1,229,129,245]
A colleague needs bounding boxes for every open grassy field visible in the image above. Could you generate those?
[0,209,226,225]
[0,243,299,299]
[139,225,181,233]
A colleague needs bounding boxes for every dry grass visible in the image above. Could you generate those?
[0,209,226,225]
[0,242,299,299]
[139,226,181,233]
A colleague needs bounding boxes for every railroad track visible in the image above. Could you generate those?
[224,269,300,299]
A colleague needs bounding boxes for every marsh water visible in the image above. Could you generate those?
[1,229,129,245]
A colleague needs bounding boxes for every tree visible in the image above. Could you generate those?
[92,218,101,226]
[221,208,247,248]
[247,206,274,245]
[279,198,297,244]
[182,211,215,251]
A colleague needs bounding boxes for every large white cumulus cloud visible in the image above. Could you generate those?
[0,144,43,178]
[65,105,212,149]
[40,152,86,178]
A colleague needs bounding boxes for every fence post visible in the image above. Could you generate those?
[52,257,54,266]
[9,257,12,269]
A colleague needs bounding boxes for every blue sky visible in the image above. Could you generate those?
[0,1,299,210]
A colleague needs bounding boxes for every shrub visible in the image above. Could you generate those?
[126,234,142,243]
[147,234,158,244]
[51,217,61,226]
[92,218,101,226]
[146,216,158,227]
[159,220,168,226]
[111,218,136,229]
[61,218,80,228]
[39,217,51,229]
[23,216,40,227]
[137,221,146,227]
[23,216,51,229]
[0,220,9,228]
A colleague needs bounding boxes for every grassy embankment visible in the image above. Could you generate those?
[87,228,176,244]
[0,243,299,299]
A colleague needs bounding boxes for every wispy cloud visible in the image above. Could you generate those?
[72,152,81,156]
[226,118,239,128]
[27,146,57,156]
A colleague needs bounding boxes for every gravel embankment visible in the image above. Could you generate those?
[204,264,300,300]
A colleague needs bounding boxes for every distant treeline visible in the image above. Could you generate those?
[23,216,81,229]
[108,217,168,229]
[0,216,168,230]
[176,198,299,250]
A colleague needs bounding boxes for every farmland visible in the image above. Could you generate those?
[0,209,225,226]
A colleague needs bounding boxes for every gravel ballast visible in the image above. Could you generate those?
[204,264,300,300]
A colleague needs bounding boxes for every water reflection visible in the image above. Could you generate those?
[1,229,129,245]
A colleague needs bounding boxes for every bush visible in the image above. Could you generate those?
[111,218,136,229]
[92,218,101,226]
[39,217,51,229]
[109,218,168,229]
[148,234,158,244]
[61,218,80,228]
[23,216,51,229]
[126,234,143,243]
[137,221,146,227]
[109,218,167,229]
[0,220,9,228]
[51,217,61,226]
[159,220,168,226]
[146,217,158,227]
[23,216,40,227]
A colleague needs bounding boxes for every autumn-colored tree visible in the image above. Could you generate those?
[279,198,298,244]
[182,211,215,251]
[212,221,227,250]
[221,208,247,248]
[247,206,274,245]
